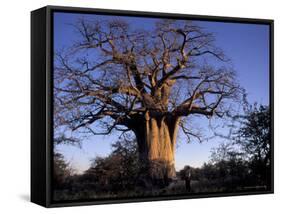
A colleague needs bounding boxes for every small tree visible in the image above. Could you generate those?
[236,105,271,187]
[85,139,140,190]
[53,152,72,188]
[209,143,249,187]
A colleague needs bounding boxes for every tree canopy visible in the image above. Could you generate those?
[54,18,242,144]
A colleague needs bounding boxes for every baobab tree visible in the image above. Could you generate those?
[54,18,241,183]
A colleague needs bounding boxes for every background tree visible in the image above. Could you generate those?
[236,105,271,188]
[54,18,242,183]
[53,152,72,189]
[209,143,249,188]
[82,139,140,191]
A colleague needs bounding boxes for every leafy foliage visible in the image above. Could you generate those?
[236,105,271,187]
[53,152,72,189]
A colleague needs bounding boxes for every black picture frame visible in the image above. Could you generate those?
[31,5,274,208]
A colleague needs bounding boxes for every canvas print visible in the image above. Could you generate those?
[52,12,272,202]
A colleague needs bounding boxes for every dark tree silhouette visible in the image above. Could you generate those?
[236,105,271,188]
[83,139,140,191]
[54,18,241,183]
[53,152,72,189]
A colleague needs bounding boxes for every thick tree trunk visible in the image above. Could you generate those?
[133,113,180,186]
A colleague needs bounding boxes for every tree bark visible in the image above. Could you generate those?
[133,113,180,185]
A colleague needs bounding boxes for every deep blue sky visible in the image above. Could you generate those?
[54,12,270,173]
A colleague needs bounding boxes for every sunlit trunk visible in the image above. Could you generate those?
[134,114,180,185]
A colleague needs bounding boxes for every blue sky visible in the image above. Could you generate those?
[53,12,270,173]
